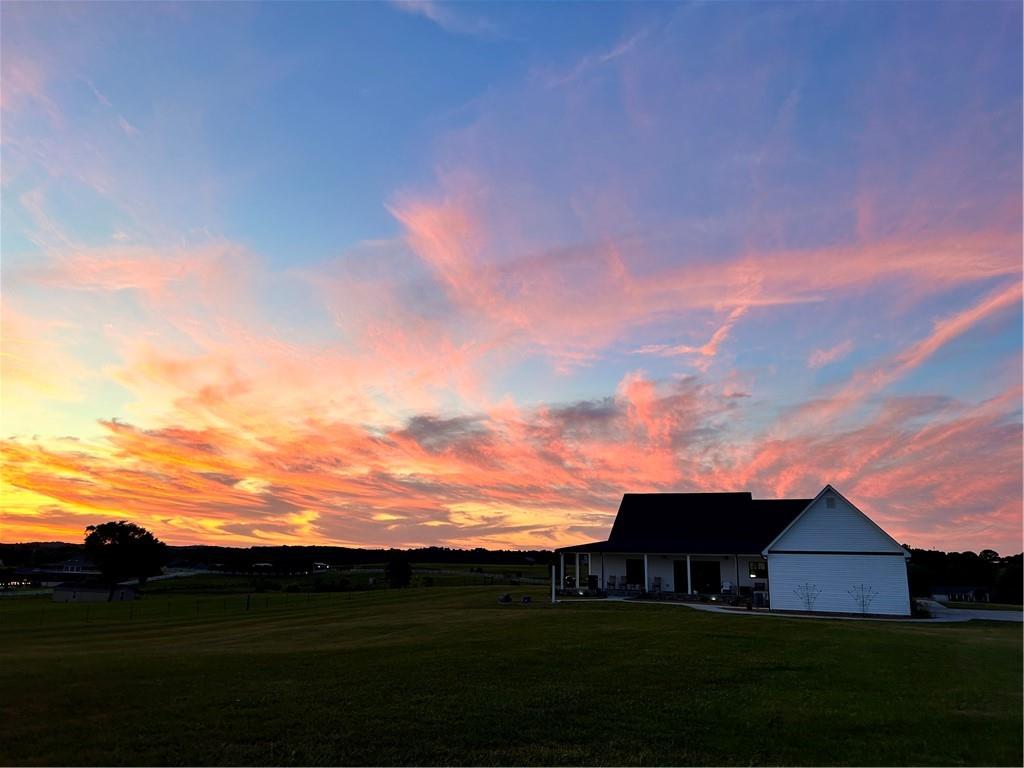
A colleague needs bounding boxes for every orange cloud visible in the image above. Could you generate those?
[3,224,1020,553]
[3,364,1019,552]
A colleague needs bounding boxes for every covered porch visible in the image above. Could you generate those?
[556,547,770,604]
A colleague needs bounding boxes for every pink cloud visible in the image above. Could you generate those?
[808,339,854,369]
[3,370,1019,552]
[636,306,749,370]
[117,115,140,138]
[390,176,1018,374]
[790,280,1023,430]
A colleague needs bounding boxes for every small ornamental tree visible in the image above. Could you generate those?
[794,583,822,611]
[848,583,878,614]
[84,521,166,586]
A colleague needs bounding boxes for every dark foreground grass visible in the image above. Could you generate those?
[1,586,1021,766]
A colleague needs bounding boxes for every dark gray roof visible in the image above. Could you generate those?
[557,492,812,554]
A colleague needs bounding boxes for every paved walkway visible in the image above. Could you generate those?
[917,599,1022,623]
[558,596,1022,623]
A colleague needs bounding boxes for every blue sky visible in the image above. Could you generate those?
[2,1,1021,552]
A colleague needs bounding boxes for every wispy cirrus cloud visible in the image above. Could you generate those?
[808,340,854,369]
[635,306,750,370]
[543,27,652,87]
[389,0,497,38]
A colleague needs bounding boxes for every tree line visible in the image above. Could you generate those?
[3,526,1021,605]
[905,546,1022,603]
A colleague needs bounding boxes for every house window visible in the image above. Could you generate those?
[826,495,836,508]
[748,560,767,579]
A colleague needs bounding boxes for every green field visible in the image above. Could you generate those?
[130,564,546,596]
[1,584,1021,766]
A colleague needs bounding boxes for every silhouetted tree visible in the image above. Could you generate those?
[385,555,412,588]
[84,522,166,586]
[995,555,1022,604]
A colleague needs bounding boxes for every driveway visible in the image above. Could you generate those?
[560,596,1023,622]
[919,599,1022,623]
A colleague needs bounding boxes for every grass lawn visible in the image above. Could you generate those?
[940,601,1023,612]
[1,586,1021,766]
[413,562,551,579]
[137,566,544,596]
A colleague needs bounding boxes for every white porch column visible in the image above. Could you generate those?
[643,553,649,592]
[686,554,692,594]
[550,565,556,604]
[559,553,564,590]
[575,552,580,591]
[734,555,740,588]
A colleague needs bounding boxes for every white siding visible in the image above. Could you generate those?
[646,555,675,592]
[594,554,626,587]
[769,492,904,553]
[767,553,911,615]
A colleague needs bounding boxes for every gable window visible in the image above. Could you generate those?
[748,560,767,579]
[826,495,836,508]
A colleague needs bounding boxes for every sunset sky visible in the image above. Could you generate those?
[2,2,1021,553]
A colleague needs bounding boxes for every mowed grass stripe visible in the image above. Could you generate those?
[1,586,1020,766]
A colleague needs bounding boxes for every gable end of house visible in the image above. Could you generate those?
[762,485,908,556]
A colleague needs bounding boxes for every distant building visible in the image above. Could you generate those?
[57,556,100,574]
[312,562,330,570]
[557,485,912,616]
[52,583,137,603]
[15,555,101,587]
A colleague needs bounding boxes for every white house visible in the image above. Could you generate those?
[557,484,912,616]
